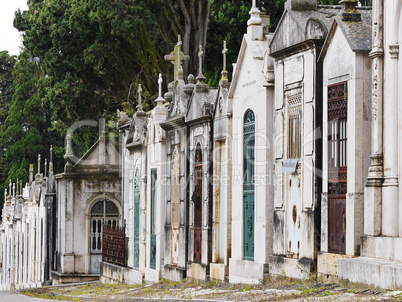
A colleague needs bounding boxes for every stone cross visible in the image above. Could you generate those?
[137,84,143,110]
[164,35,190,81]
[222,40,228,71]
[158,73,163,98]
[252,0,256,9]
[198,45,204,77]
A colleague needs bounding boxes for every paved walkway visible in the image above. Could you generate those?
[0,290,68,302]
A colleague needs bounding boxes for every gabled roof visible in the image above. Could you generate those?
[228,34,267,99]
[185,85,217,125]
[319,8,372,60]
[270,5,339,56]
[74,133,120,168]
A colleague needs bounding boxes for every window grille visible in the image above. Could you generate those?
[287,94,302,159]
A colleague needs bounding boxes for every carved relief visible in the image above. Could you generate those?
[306,19,327,40]
[171,150,180,228]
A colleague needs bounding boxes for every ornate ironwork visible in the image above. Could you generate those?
[243,109,255,261]
[327,82,347,255]
[193,143,203,263]
[102,224,126,267]
[287,93,302,159]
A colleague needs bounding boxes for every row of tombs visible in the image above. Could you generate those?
[1,0,402,291]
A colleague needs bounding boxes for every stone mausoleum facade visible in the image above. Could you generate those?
[3,0,402,291]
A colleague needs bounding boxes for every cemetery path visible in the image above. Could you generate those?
[0,290,68,301]
[18,280,402,302]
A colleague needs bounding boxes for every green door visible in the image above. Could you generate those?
[134,169,140,270]
[243,109,255,261]
[150,168,157,269]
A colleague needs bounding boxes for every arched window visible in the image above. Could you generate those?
[243,109,255,261]
[89,199,119,254]
[193,143,203,263]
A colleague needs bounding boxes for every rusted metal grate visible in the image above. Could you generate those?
[102,224,127,267]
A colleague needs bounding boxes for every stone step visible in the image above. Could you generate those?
[338,257,402,290]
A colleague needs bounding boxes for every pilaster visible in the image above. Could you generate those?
[364,0,384,236]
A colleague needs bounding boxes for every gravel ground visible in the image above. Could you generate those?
[21,279,402,302]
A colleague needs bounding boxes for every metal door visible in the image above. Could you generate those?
[193,144,203,263]
[286,173,301,258]
[243,110,255,261]
[285,92,302,259]
[327,82,347,254]
[150,169,157,269]
[133,169,140,269]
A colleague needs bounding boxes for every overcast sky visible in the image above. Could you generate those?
[0,0,28,56]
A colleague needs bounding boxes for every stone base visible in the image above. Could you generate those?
[162,264,186,282]
[51,271,99,285]
[187,262,207,281]
[269,256,313,279]
[361,236,402,261]
[100,262,143,285]
[228,258,268,284]
[210,263,227,281]
[144,268,161,284]
[338,257,402,290]
[317,252,353,283]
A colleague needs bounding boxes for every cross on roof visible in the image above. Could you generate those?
[164,35,190,81]
[158,73,163,98]
[137,84,143,109]
[222,40,228,71]
[198,45,204,77]
[221,40,229,82]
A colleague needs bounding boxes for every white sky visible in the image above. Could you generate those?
[0,0,29,56]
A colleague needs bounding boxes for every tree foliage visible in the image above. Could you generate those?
[0,53,64,203]
[0,0,322,202]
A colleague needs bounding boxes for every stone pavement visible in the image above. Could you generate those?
[0,290,68,302]
[16,281,402,302]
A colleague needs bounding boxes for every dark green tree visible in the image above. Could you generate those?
[0,54,63,199]
[0,51,17,126]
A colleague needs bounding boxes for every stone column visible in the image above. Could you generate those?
[382,42,399,237]
[364,0,384,236]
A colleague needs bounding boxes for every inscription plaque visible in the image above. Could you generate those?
[284,56,304,85]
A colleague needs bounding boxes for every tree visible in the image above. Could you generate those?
[0,54,63,197]
[0,51,16,126]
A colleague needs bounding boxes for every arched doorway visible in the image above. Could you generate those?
[89,199,119,273]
